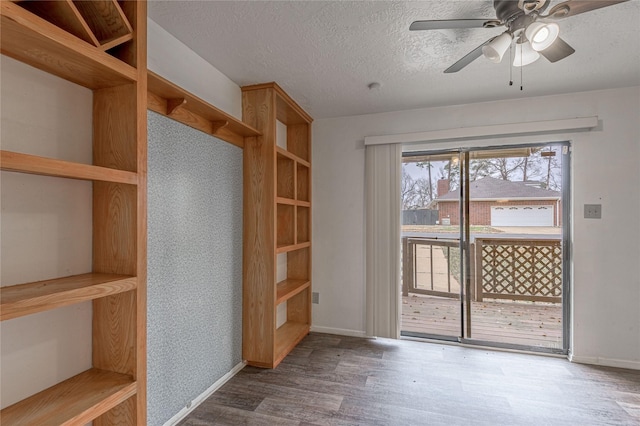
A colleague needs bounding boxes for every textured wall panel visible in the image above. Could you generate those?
[147,111,243,425]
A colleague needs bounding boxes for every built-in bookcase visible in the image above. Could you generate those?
[0,1,147,423]
[242,82,313,368]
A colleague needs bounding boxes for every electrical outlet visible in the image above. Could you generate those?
[584,204,602,219]
[312,292,319,304]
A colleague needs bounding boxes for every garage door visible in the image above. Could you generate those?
[491,205,554,227]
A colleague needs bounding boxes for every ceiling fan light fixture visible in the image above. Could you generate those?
[482,32,512,63]
[513,41,540,67]
[525,22,560,51]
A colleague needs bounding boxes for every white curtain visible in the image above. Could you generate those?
[365,143,402,339]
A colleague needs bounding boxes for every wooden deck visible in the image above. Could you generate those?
[402,294,563,349]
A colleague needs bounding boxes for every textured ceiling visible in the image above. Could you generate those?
[149,1,640,119]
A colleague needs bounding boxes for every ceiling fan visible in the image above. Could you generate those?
[410,0,629,73]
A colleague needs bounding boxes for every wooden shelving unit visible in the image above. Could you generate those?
[147,71,261,148]
[1,1,147,424]
[242,82,313,368]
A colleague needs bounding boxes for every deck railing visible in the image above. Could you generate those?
[402,237,460,299]
[402,236,562,303]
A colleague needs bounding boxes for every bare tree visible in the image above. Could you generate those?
[401,169,417,209]
[413,177,435,208]
[488,157,525,180]
[469,159,492,181]
[522,156,530,181]
[521,147,544,182]
[542,147,562,190]
[416,161,434,201]
[438,160,460,191]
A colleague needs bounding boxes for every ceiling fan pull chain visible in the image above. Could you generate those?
[509,43,514,86]
[520,54,524,91]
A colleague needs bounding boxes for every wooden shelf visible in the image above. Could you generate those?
[276,197,296,205]
[0,368,136,425]
[276,198,310,208]
[1,273,137,321]
[72,0,133,49]
[276,241,311,255]
[1,1,137,89]
[276,279,310,305]
[147,71,261,149]
[276,146,310,168]
[275,321,310,365]
[0,150,138,185]
[17,0,101,47]
[16,0,134,51]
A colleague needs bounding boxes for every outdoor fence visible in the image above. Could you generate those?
[402,209,438,226]
[402,236,562,303]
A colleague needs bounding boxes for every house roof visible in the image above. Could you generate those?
[437,177,561,201]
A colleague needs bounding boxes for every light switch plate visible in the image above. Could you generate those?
[312,292,319,304]
[584,204,602,219]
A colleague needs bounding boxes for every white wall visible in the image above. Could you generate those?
[0,56,94,407]
[148,19,242,120]
[312,86,640,369]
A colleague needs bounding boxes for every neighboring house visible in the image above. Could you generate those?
[435,177,561,227]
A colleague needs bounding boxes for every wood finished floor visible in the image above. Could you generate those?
[179,333,640,426]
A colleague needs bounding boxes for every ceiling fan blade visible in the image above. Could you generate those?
[444,38,495,73]
[539,37,576,62]
[410,19,501,31]
[544,0,629,19]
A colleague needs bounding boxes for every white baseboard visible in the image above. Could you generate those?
[569,353,640,370]
[163,361,246,426]
[310,325,368,338]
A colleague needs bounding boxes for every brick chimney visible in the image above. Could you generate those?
[437,179,450,197]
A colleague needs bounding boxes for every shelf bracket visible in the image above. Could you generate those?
[211,120,229,134]
[167,98,187,116]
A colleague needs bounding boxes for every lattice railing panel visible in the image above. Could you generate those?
[477,238,562,303]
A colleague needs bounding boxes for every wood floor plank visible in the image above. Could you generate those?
[254,396,341,425]
[222,379,344,411]
[180,333,640,425]
[182,404,299,426]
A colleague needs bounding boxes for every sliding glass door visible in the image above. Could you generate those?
[400,143,570,354]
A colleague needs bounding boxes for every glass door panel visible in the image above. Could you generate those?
[463,144,568,352]
[401,151,462,340]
